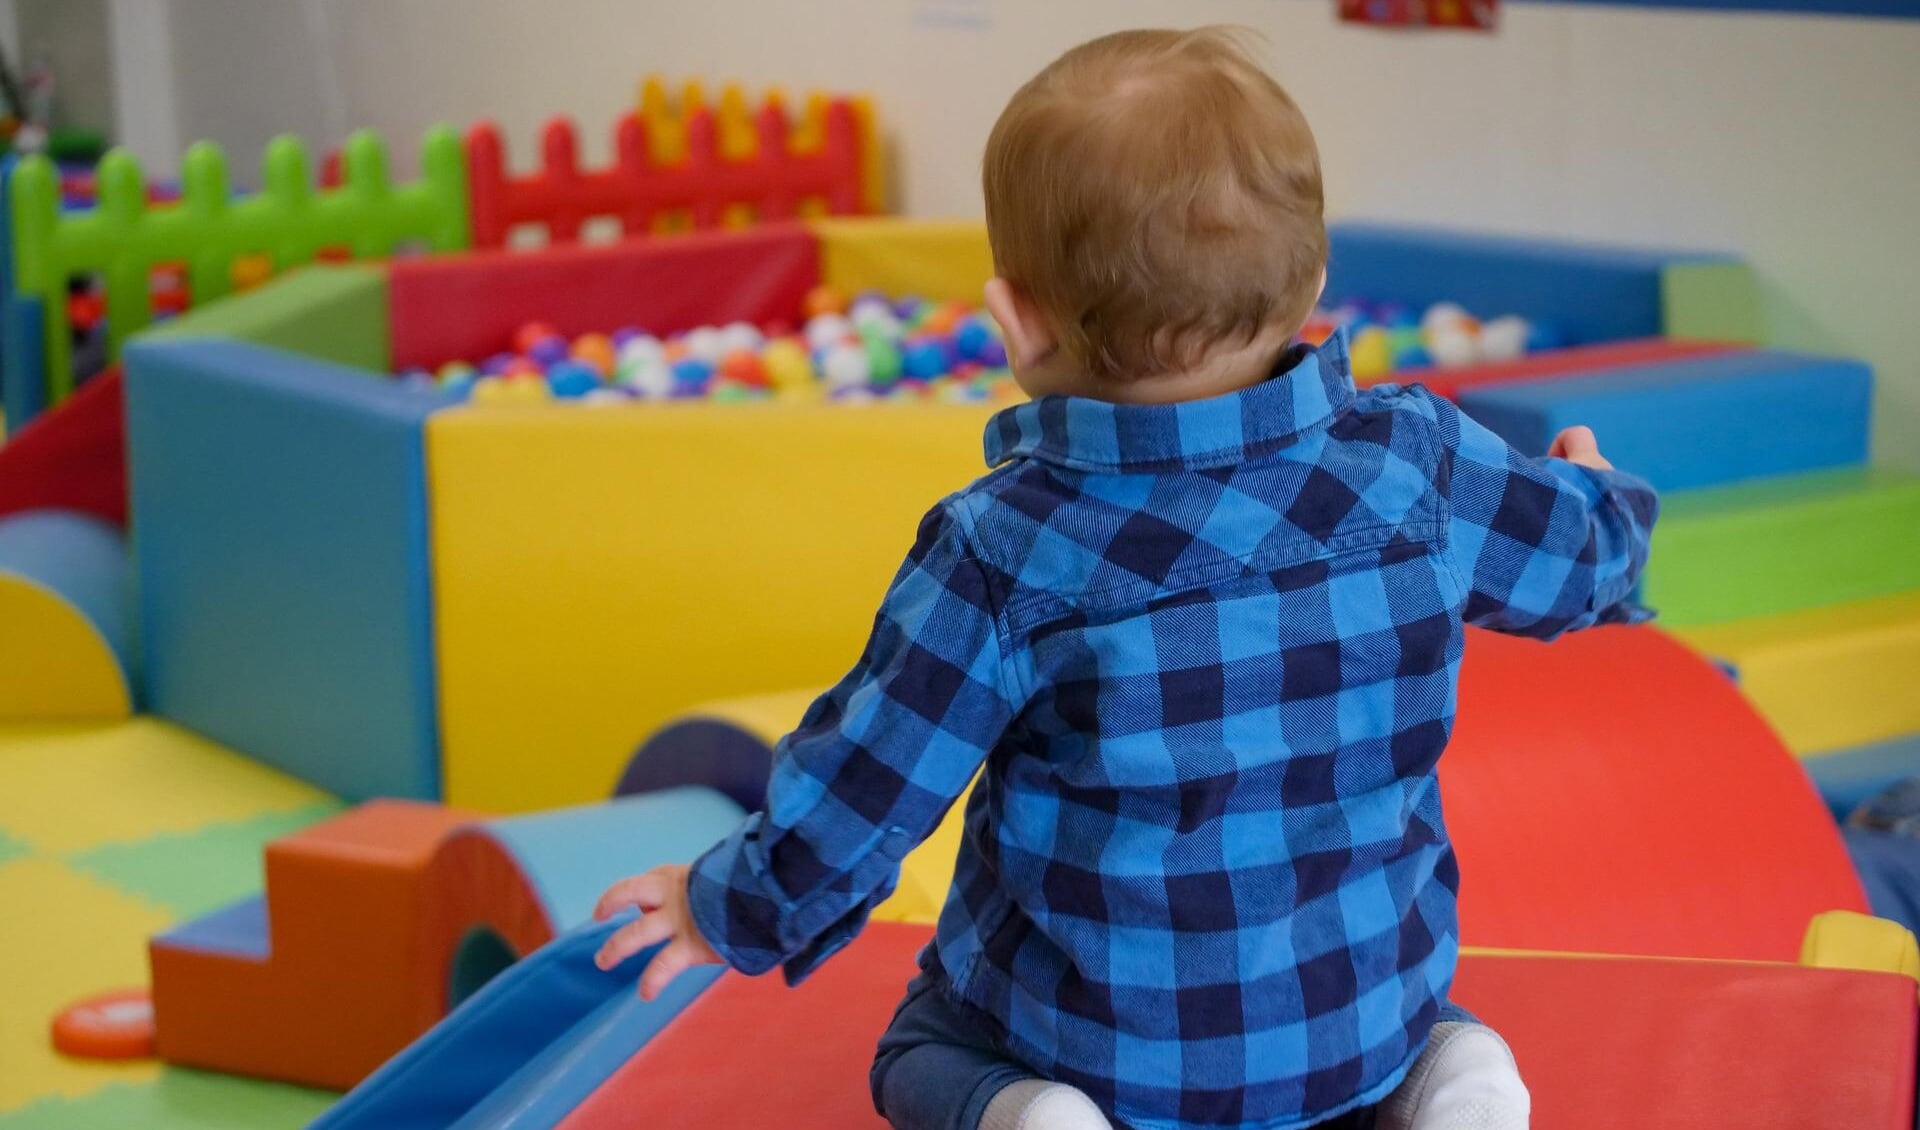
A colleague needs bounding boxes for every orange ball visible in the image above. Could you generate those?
[718,348,769,387]
[571,333,616,376]
[802,285,848,319]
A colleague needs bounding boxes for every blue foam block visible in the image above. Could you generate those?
[157,895,271,959]
[0,509,136,691]
[1455,350,1872,492]
[312,915,721,1130]
[481,787,746,930]
[1804,734,1920,824]
[125,338,444,800]
[1325,222,1731,346]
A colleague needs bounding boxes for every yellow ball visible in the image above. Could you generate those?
[469,376,552,406]
[1350,326,1394,382]
[762,338,815,391]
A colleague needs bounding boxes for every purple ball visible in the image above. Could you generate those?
[481,352,518,376]
[529,335,570,366]
[974,336,1009,368]
[611,326,647,349]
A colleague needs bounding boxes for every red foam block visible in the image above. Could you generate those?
[0,365,127,527]
[1413,338,1744,400]
[387,226,822,370]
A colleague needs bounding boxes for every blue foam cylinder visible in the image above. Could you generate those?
[480,787,746,930]
[0,508,136,693]
[1455,350,1872,492]
[1804,734,1920,823]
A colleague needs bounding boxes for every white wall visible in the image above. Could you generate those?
[129,0,1920,463]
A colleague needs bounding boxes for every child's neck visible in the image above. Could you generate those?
[1037,324,1300,406]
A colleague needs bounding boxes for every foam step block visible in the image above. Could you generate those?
[1643,468,1920,627]
[1456,350,1872,492]
[1674,591,1920,755]
[1414,338,1741,402]
[1804,734,1920,823]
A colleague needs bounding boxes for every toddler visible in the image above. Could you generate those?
[595,27,1656,1130]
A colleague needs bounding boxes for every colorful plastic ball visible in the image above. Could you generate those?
[1393,343,1433,370]
[1525,321,1563,352]
[619,335,665,368]
[902,338,955,380]
[1427,323,1480,369]
[973,336,1009,369]
[762,338,815,391]
[803,285,849,319]
[571,332,617,376]
[513,321,560,355]
[804,313,854,353]
[954,318,997,363]
[1478,316,1530,363]
[611,326,646,349]
[437,360,477,383]
[622,360,674,399]
[1379,303,1419,329]
[1350,326,1395,381]
[547,361,602,399]
[684,326,728,364]
[399,371,439,394]
[850,297,898,333]
[893,297,924,321]
[921,302,968,336]
[671,357,715,391]
[472,375,552,405]
[1420,303,1469,336]
[822,342,872,389]
[481,352,518,376]
[529,335,570,367]
[582,387,634,407]
[718,348,770,388]
[864,337,904,385]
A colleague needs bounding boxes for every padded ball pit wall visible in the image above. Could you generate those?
[120,220,1764,807]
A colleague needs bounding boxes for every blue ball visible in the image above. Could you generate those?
[902,339,954,380]
[1392,344,1432,370]
[1380,304,1419,329]
[1524,321,1563,352]
[529,336,570,366]
[547,361,601,399]
[671,357,715,392]
[954,319,997,363]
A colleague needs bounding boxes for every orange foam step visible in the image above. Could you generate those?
[151,800,479,1089]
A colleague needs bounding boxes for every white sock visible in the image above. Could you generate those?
[978,1078,1113,1130]
[1375,1022,1531,1130]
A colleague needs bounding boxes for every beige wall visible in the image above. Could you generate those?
[129,0,1920,464]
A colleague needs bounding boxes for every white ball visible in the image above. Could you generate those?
[618,335,664,368]
[582,388,632,407]
[719,321,765,354]
[1421,302,1471,336]
[850,298,899,334]
[623,359,674,399]
[1427,324,1481,369]
[684,326,727,364]
[821,342,871,388]
[805,313,854,352]
[1478,316,1530,363]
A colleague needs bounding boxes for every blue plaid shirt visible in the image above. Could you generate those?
[689,332,1658,1130]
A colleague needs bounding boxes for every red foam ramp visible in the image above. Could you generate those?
[1415,338,1743,400]
[0,366,127,526]
[387,225,821,370]
[558,925,1916,1130]
[1444,626,1866,961]
[1454,952,1917,1130]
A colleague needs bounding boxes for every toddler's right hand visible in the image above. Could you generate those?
[1549,425,1613,471]
[592,864,723,1001]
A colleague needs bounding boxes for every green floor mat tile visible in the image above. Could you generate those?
[1644,467,1920,627]
[0,1068,337,1130]
[65,802,344,917]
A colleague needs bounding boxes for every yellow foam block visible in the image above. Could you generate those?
[682,689,824,747]
[429,403,997,813]
[1671,591,1920,756]
[0,574,129,721]
[0,719,334,853]
[0,858,169,1112]
[809,219,992,305]
[1800,910,1920,981]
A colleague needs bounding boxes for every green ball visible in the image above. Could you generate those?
[865,337,904,385]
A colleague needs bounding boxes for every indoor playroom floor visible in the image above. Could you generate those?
[0,718,344,1128]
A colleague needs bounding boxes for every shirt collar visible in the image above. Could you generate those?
[983,329,1357,474]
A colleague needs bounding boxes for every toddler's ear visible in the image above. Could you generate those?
[984,278,1058,373]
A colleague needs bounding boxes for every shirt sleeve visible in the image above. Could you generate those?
[1415,387,1660,639]
[685,500,1017,983]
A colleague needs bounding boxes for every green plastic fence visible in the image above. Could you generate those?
[9,126,467,405]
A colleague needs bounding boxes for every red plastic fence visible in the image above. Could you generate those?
[466,99,865,249]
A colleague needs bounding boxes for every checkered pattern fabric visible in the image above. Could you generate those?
[689,331,1658,1130]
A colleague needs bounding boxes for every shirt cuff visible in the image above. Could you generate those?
[687,817,785,977]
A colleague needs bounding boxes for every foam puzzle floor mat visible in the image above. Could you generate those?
[0,718,344,1127]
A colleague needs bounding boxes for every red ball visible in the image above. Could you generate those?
[513,321,560,355]
[67,292,105,329]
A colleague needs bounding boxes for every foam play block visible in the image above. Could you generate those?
[1410,337,1741,401]
[387,225,819,370]
[0,365,127,526]
[1456,349,1873,491]
[0,510,134,719]
[1642,468,1920,627]
[1674,591,1920,755]
[1804,734,1920,822]
[151,800,478,1089]
[1324,222,1760,346]
[143,263,392,373]
[809,218,994,304]
[427,400,996,813]
[125,338,449,800]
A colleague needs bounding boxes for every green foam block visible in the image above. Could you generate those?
[65,802,343,917]
[0,1069,336,1130]
[141,264,390,373]
[1644,468,1920,627]
[1661,260,1764,345]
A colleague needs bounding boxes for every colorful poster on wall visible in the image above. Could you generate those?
[1339,0,1497,28]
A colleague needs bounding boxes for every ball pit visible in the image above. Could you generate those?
[402,286,1019,408]
[1300,300,1561,382]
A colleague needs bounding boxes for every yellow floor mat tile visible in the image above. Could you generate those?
[0,718,330,853]
[0,858,172,1112]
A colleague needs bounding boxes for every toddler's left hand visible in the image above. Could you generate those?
[592,864,723,1000]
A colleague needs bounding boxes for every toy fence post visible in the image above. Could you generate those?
[340,131,395,259]
[465,122,509,250]
[822,100,862,216]
[540,118,585,245]
[261,134,316,267]
[419,125,470,254]
[10,155,62,410]
[684,108,722,231]
[96,152,151,364]
[756,102,794,222]
[614,115,655,237]
[181,140,234,309]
